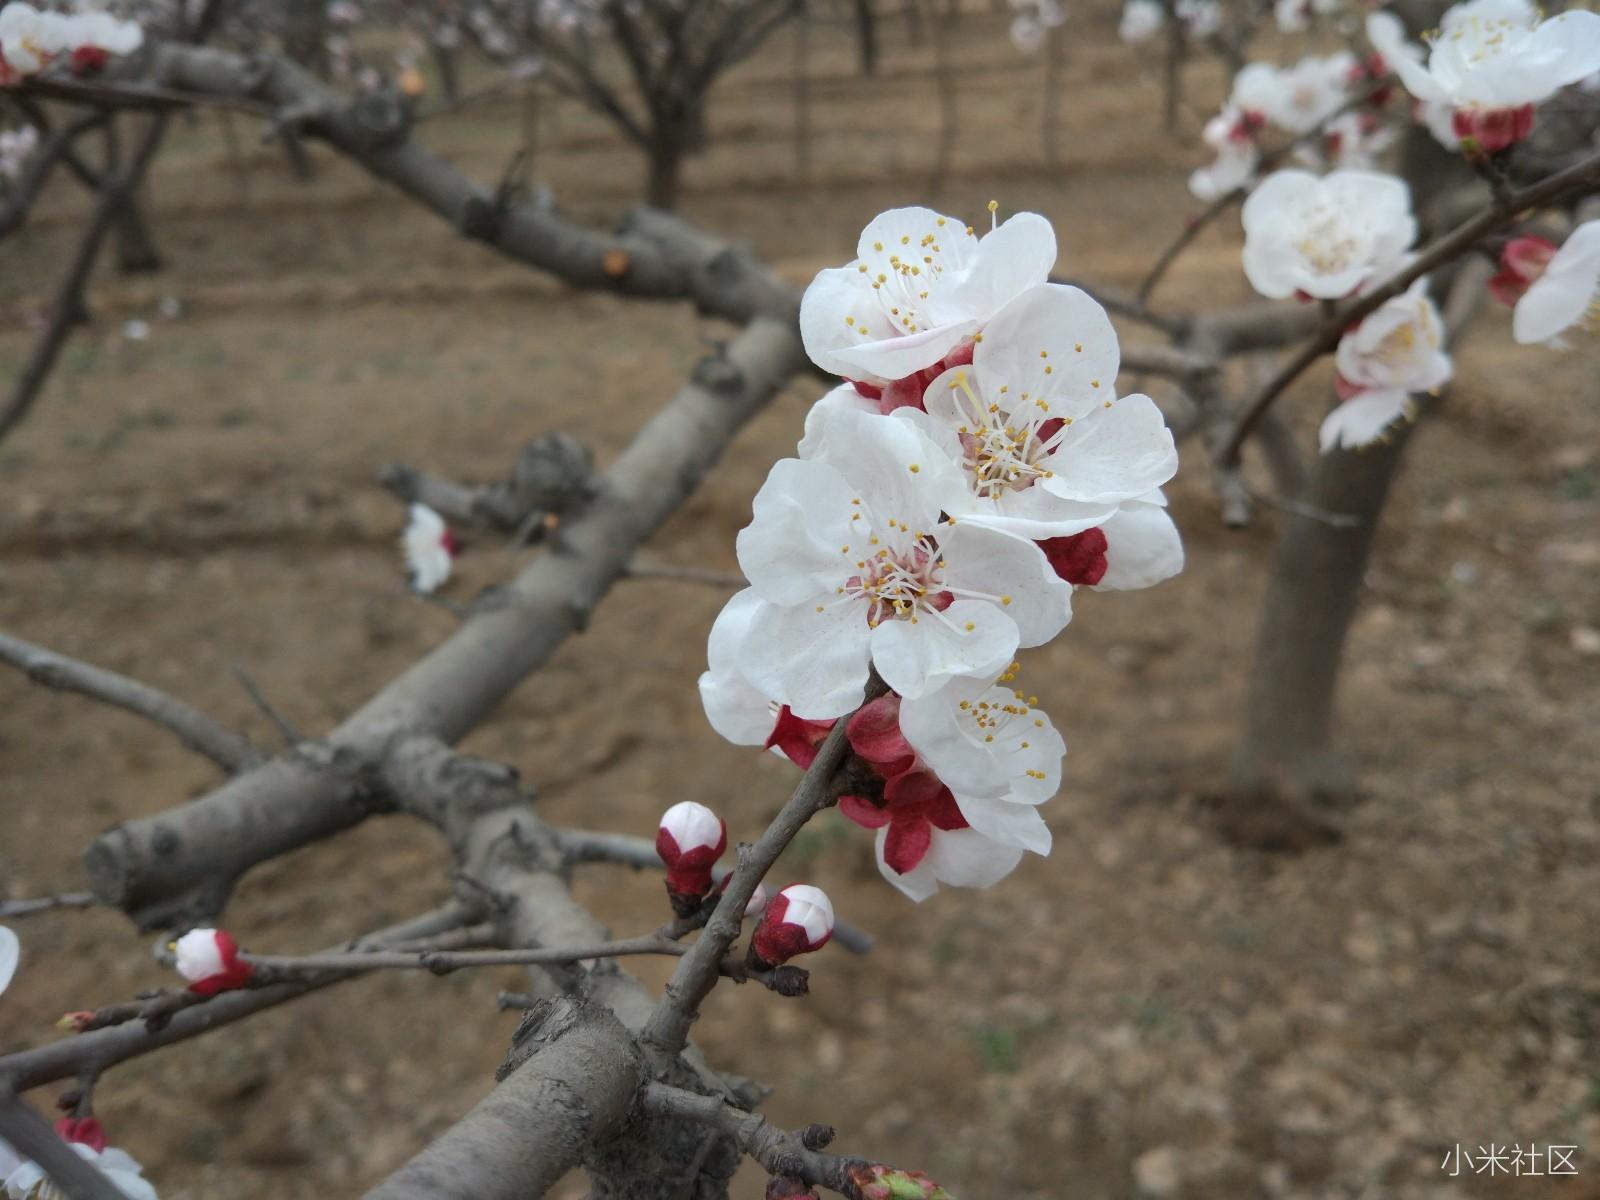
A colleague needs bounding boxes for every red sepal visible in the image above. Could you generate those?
[55,1117,107,1153]
[1039,527,1108,586]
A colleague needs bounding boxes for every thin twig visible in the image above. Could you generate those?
[0,632,259,771]
[0,112,170,446]
[242,934,686,975]
[230,664,304,746]
[0,893,99,920]
[1218,147,1600,466]
[554,830,875,955]
[624,558,746,588]
[640,676,887,1064]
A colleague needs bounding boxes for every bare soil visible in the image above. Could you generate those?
[3,7,1599,1198]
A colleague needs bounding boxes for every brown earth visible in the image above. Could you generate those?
[2,6,1599,1199]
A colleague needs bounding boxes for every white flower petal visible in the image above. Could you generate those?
[1318,389,1412,451]
[1095,501,1185,592]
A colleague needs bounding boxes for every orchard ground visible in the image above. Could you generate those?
[3,5,1599,1198]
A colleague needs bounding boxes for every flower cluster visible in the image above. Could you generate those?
[1368,0,1600,158]
[1118,0,1220,46]
[0,125,37,184]
[1190,52,1394,201]
[1,1117,158,1200]
[0,4,142,84]
[704,206,1182,900]
[1008,0,1065,54]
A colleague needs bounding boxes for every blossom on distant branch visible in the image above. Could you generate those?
[1368,1,1600,156]
[1240,169,1415,300]
[1494,222,1600,346]
[401,503,457,594]
[1320,278,1451,450]
[0,4,142,84]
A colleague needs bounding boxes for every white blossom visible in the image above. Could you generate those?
[1240,169,1416,300]
[401,503,455,593]
[798,206,1057,385]
[896,673,1064,804]
[1321,278,1451,450]
[1370,0,1600,116]
[173,928,229,982]
[1119,0,1163,43]
[1231,54,1356,135]
[4,1144,158,1200]
[734,411,1072,716]
[0,126,38,183]
[891,284,1180,540]
[0,926,16,996]
[1512,220,1600,346]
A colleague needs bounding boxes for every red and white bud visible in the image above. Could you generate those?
[750,884,833,968]
[1452,103,1535,158]
[172,928,253,996]
[719,872,770,918]
[55,1117,107,1153]
[1488,234,1558,307]
[656,801,727,916]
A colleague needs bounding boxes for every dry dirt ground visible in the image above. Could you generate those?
[3,7,1600,1199]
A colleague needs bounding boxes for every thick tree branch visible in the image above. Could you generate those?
[639,1083,868,1198]
[82,317,807,930]
[0,632,260,772]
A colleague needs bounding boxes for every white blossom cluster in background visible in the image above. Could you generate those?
[0,123,38,184]
[701,206,1184,901]
[1008,0,1065,54]
[0,2,142,83]
[1185,0,1600,204]
[1118,0,1220,45]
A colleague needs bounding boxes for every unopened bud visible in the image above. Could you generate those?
[54,1117,107,1153]
[173,928,254,995]
[750,884,833,969]
[656,802,727,917]
[849,1164,958,1200]
[57,1011,95,1032]
[719,873,769,918]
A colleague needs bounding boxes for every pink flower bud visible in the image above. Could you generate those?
[1488,234,1557,307]
[1452,103,1535,158]
[172,928,253,996]
[751,884,833,968]
[656,802,727,914]
[55,1117,106,1153]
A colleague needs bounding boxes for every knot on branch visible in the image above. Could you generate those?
[692,350,745,397]
[344,89,411,149]
[378,432,597,545]
[458,194,502,243]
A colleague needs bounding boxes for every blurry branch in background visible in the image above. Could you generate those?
[0,632,261,772]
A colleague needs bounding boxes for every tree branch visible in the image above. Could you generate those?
[0,1091,133,1200]
[640,677,886,1065]
[0,632,260,772]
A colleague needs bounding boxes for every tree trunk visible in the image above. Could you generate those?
[645,137,685,208]
[113,190,163,273]
[854,0,878,74]
[1220,427,1416,848]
